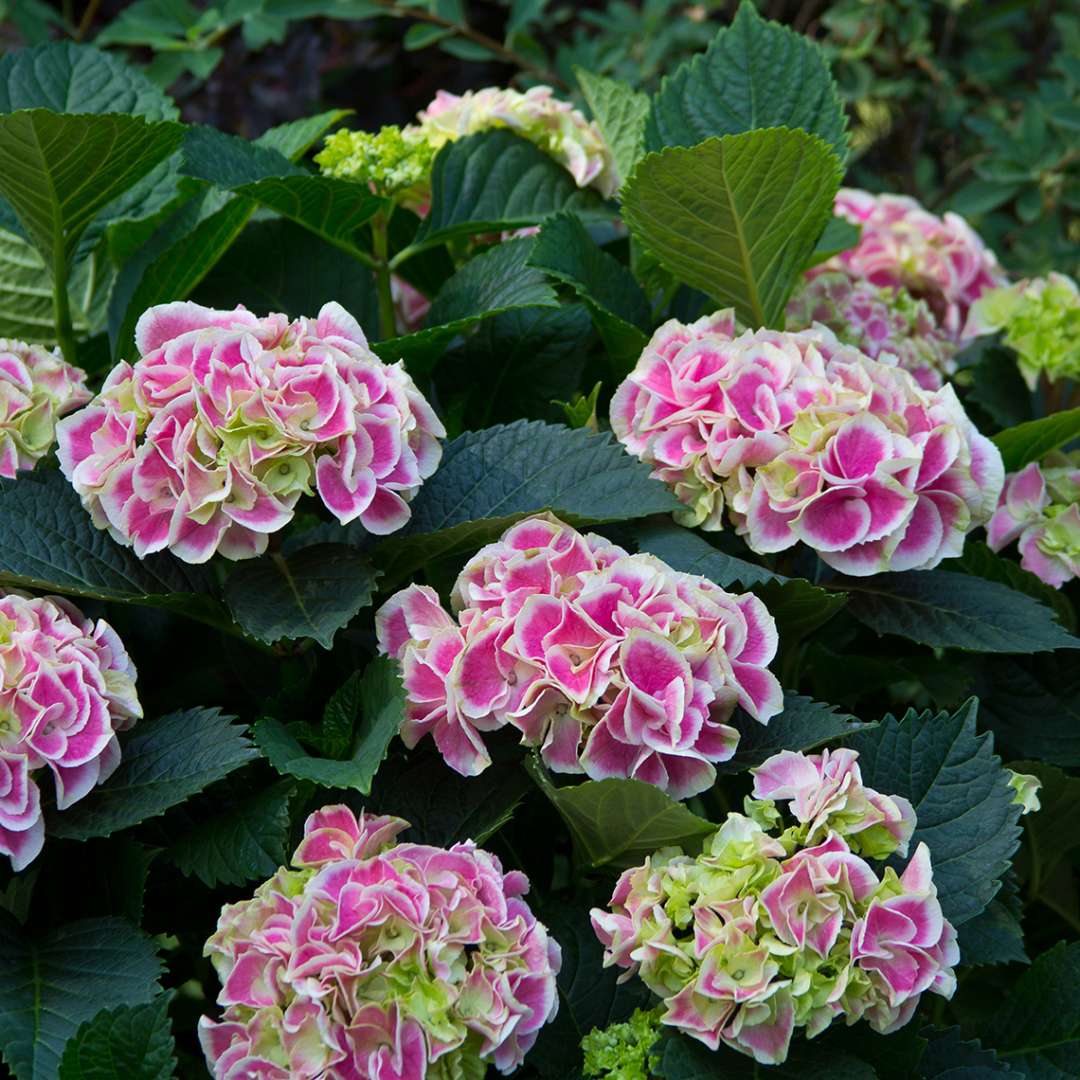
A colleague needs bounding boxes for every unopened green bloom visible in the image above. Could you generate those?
[968,272,1080,387]
[316,125,436,202]
[582,1008,663,1080]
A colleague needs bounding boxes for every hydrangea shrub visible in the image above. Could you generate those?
[0,7,1075,1078]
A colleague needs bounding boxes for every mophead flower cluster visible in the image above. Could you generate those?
[318,84,618,200]
[967,271,1080,387]
[376,514,782,798]
[0,593,140,871]
[56,301,443,564]
[591,748,956,1066]
[611,315,1003,574]
[0,338,89,478]
[818,188,1006,340]
[786,272,958,389]
[988,451,1080,588]
[200,806,561,1080]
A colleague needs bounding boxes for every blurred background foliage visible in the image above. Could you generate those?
[3,0,1078,283]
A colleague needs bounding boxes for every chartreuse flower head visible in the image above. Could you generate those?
[376,514,782,797]
[0,338,90,477]
[316,124,436,207]
[56,301,444,564]
[0,593,140,871]
[582,1008,663,1080]
[988,450,1080,588]
[591,748,957,1066]
[200,806,561,1080]
[967,272,1080,387]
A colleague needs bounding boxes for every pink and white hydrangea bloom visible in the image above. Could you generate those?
[786,272,958,389]
[612,318,1002,573]
[376,514,782,797]
[416,85,618,197]
[590,748,957,1065]
[56,301,444,564]
[987,451,1080,588]
[817,188,1007,340]
[0,593,140,871]
[0,338,90,477]
[200,805,560,1080]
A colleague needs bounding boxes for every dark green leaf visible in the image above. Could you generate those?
[842,569,1080,653]
[256,656,405,793]
[528,211,650,362]
[224,543,379,649]
[955,873,1027,967]
[534,770,714,870]
[363,743,530,847]
[988,941,1080,1076]
[848,700,1022,925]
[992,406,1080,470]
[410,130,610,253]
[647,1,848,160]
[0,110,182,268]
[0,470,218,611]
[0,914,162,1080]
[180,123,303,188]
[436,305,592,429]
[375,237,559,372]
[977,655,1080,765]
[193,217,378,328]
[804,216,861,269]
[0,42,177,119]
[623,129,842,328]
[48,708,257,841]
[632,520,781,586]
[374,420,678,585]
[168,779,294,888]
[576,69,649,188]
[717,692,874,774]
[955,541,1075,632]
[918,1026,1010,1077]
[966,347,1033,431]
[58,993,176,1080]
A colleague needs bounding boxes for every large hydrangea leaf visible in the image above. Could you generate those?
[622,128,841,327]
[847,699,1022,926]
[646,0,848,160]
[0,915,162,1080]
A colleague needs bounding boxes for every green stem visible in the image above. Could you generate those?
[51,242,77,368]
[371,212,397,341]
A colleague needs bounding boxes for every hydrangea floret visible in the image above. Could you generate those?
[199,805,561,1080]
[0,338,90,477]
[0,592,141,871]
[966,272,1080,387]
[590,748,956,1065]
[987,451,1080,588]
[786,272,958,389]
[56,301,444,564]
[817,188,1006,339]
[611,315,1003,574]
[376,514,782,798]
[1007,770,1042,815]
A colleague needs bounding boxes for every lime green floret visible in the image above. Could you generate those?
[316,125,436,198]
[582,1008,663,1080]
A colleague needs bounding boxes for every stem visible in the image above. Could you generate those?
[371,212,397,341]
[378,1,567,89]
[51,241,77,368]
[75,0,102,41]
